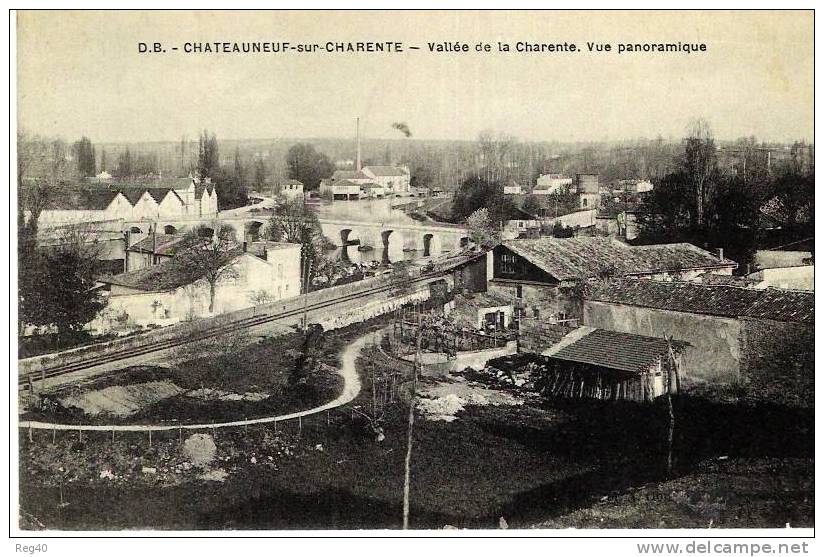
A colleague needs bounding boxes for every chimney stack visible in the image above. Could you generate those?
[718,247,724,261]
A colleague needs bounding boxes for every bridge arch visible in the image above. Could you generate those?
[129,226,143,234]
[197,226,215,239]
[422,233,443,257]
[459,236,470,248]
[245,220,264,242]
[163,224,178,235]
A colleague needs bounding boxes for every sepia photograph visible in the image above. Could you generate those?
[10,7,815,541]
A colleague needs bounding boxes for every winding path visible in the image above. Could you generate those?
[18,332,370,433]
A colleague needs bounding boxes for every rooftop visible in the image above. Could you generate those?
[45,189,121,211]
[128,234,186,256]
[363,165,408,177]
[100,247,244,292]
[502,237,736,281]
[586,279,814,323]
[547,327,686,374]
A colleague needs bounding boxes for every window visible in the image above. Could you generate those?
[501,253,517,274]
[533,308,540,319]
[582,198,588,207]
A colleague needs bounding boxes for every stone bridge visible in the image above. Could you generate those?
[123,215,469,260]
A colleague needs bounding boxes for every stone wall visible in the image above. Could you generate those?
[739,317,814,407]
[583,300,742,384]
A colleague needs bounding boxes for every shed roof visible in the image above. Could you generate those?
[586,279,814,323]
[549,328,684,373]
[502,237,735,281]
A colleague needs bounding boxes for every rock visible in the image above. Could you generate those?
[499,516,508,529]
[250,457,257,464]
[199,468,228,482]
[182,434,217,467]
[142,466,157,475]
[315,444,324,451]
[99,469,114,480]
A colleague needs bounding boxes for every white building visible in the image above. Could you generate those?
[503,181,522,195]
[96,240,301,329]
[534,174,573,194]
[276,179,304,199]
[37,176,219,227]
[360,165,411,195]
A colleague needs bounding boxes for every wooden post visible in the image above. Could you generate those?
[148,428,152,448]
[298,416,302,437]
[28,425,33,442]
[78,429,82,443]
[52,428,56,444]
[179,427,182,444]
[41,368,46,390]
[112,429,115,443]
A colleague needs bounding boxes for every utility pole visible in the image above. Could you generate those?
[402,310,422,529]
[302,255,313,332]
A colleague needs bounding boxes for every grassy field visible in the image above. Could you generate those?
[19,347,813,529]
[21,317,391,427]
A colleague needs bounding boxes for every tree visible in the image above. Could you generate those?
[116,147,133,178]
[197,130,220,180]
[265,198,328,291]
[72,136,96,177]
[521,194,542,217]
[253,156,267,189]
[174,224,241,314]
[683,119,718,226]
[19,231,107,346]
[466,207,499,248]
[285,143,334,191]
[451,176,515,226]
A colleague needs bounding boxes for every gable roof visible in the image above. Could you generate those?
[101,247,245,292]
[586,279,814,323]
[45,189,121,211]
[331,169,371,181]
[548,327,685,373]
[363,165,408,177]
[127,234,186,256]
[502,238,735,281]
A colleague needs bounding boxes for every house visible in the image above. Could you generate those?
[533,326,687,401]
[445,291,517,332]
[503,180,522,195]
[614,179,654,195]
[96,240,301,329]
[360,165,411,195]
[747,248,814,290]
[39,189,132,226]
[320,178,362,200]
[359,182,387,198]
[534,174,573,194]
[125,232,186,271]
[575,173,601,209]
[583,279,814,396]
[487,237,737,322]
[276,179,304,199]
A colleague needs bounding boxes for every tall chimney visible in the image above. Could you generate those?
[356,117,362,171]
[718,247,724,261]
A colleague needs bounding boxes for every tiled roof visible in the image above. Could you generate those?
[45,189,120,211]
[742,289,815,323]
[550,328,683,373]
[586,279,814,323]
[363,165,408,177]
[331,170,371,181]
[101,247,243,292]
[502,238,735,281]
[127,234,185,256]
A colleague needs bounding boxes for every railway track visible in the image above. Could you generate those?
[18,267,447,390]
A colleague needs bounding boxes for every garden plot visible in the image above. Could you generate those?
[59,380,185,417]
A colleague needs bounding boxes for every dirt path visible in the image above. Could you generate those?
[19,331,371,432]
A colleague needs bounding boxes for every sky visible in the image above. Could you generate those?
[16,10,814,144]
